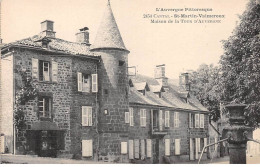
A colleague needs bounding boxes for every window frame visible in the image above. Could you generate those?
[140,109,146,127]
[129,108,134,126]
[82,106,93,126]
[165,111,170,127]
[38,96,52,119]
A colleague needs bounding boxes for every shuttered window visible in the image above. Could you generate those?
[174,112,179,128]
[190,138,194,160]
[129,140,134,159]
[52,61,58,82]
[141,139,145,158]
[125,112,130,123]
[165,139,170,156]
[134,139,139,159]
[215,137,218,151]
[175,139,181,155]
[140,109,146,127]
[121,142,127,154]
[204,138,207,152]
[82,106,92,126]
[200,114,204,128]
[165,111,170,127]
[195,114,200,128]
[92,74,98,92]
[82,140,93,157]
[146,139,152,158]
[32,58,38,79]
[159,110,163,131]
[129,108,134,126]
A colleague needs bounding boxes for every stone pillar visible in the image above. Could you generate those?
[223,104,253,164]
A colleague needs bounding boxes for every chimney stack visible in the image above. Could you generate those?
[40,20,56,38]
[154,64,168,87]
[76,27,90,46]
[179,72,190,91]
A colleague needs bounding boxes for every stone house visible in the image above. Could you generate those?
[1,0,210,163]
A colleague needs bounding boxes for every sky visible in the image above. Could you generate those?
[1,0,248,79]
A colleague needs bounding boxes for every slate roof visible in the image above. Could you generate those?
[2,35,98,57]
[90,0,128,51]
[129,74,208,112]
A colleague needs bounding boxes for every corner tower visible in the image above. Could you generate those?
[90,0,130,161]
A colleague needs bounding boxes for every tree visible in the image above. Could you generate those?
[220,0,260,127]
[189,64,222,121]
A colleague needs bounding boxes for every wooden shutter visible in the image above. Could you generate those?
[88,107,92,126]
[146,139,152,158]
[195,114,200,128]
[175,139,181,155]
[176,112,179,127]
[215,137,218,151]
[174,112,179,127]
[0,136,5,153]
[165,139,170,156]
[32,58,38,79]
[125,112,130,123]
[134,139,139,159]
[129,140,134,159]
[204,138,207,152]
[144,109,146,127]
[82,140,92,157]
[130,108,134,126]
[92,74,98,92]
[52,61,58,82]
[121,142,127,154]
[165,111,169,127]
[78,72,82,92]
[159,110,163,131]
[200,114,204,128]
[82,106,88,126]
[140,109,143,127]
[190,138,194,160]
[189,113,192,128]
[195,138,199,159]
[141,139,145,158]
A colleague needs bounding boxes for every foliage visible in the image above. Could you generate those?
[189,64,222,121]
[14,69,38,131]
[220,0,260,127]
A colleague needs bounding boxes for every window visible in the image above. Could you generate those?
[165,138,170,156]
[165,111,170,127]
[119,60,125,66]
[32,58,58,82]
[82,106,92,126]
[121,142,127,154]
[195,138,199,159]
[129,108,134,126]
[200,138,204,152]
[129,140,134,159]
[174,112,179,128]
[140,109,146,127]
[39,60,50,81]
[146,139,152,158]
[175,139,181,155]
[125,112,129,123]
[141,139,145,159]
[200,114,204,128]
[38,96,52,118]
[134,139,139,159]
[82,140,93,157]
[195,114,200,128]
[77,72,98,93]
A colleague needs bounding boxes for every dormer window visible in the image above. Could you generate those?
[134,82,150,96]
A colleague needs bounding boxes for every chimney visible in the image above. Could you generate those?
[76,27,90,46]
[179,72,190,91]
[155,64,168,87]
[40,20,56,38]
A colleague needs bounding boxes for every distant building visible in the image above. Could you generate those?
[1,0,210,163]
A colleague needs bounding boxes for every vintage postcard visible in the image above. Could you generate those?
[0,0,260,165]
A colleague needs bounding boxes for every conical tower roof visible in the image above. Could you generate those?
[90,0,128,52]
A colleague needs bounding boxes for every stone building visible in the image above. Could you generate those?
[1,0,210,163]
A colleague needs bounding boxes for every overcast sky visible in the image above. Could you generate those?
[1,0,248,79]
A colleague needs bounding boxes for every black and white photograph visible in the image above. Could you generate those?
[1,0,260,164]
